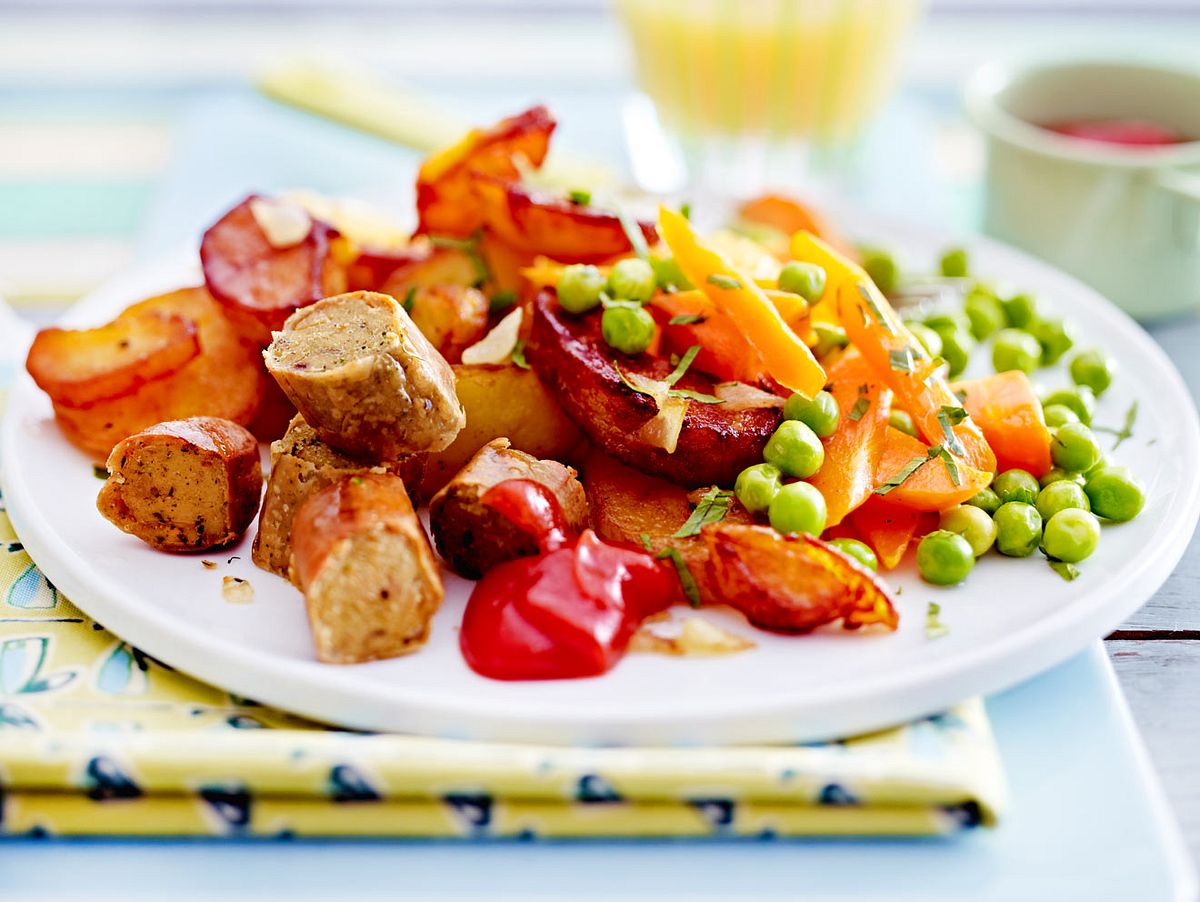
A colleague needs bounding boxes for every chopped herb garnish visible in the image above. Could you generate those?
[665,345,702,387]
[617,208,651,261]
[668,388,723,404]
[673,488,734,538]
[888,346,915,373]
[568,189,592,206]
[656,546,702,607]
[848,396,871,422]
[875,454,931,496]
[600,295,641,310]
[1049,560,1081,581]
[669,313,706,325]
[511,339,530,370]
[680,202,692,221]
[926,602,950,639]
[856,281,896,334]
[707,274,742,291]
[489,289,517,313]
[936,405,968,457]
[401,285,417,314]
[93,464,109,480]
[933,445,962,486]
[429,232,489,285]
[350,476,364,486]
[639,533,653,552]
[1095,400,1138,450]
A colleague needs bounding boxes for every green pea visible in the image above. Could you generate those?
[1084,465,1146,522]
[1030,316,1076,366]
[1036,480,1091,521]
[1039,467,1086,489]
[917,530,975,585]
[1001,293,1038,329]
[601,304,656,355]
[888,409,918,438]
[1069,348,1114,396]
[783,390,840,438]
[860,247,899,294]
[763,420,825,478]
[939,247,970,279]
[1042,404,1081,429]
[777,261,827,302]
[1050,423,1102,473]
[992,328,1042,375]
[904,322,944,359]
[1042,509,1101,563]
[993,502,1043,557]
[992,468,1040,505]
[556,264,605,314]
[923,311,971,337]
[734,463,782,514]
[812,323,848,358]
[607,257,656,302]
[768,481,827,536]
[964,288,1006,340]
[965,486,1002,515]
[1041,386,1096,426]
[939,505,997,557]
[651,255,693,292]
[939,329,975,378]
[829,537,879,571]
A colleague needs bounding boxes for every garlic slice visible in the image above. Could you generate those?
[631,616,755,657]
[249,197,313,249]
[460,307,523,365]
[714,381,786,410]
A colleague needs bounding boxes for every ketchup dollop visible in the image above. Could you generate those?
[1043,119,1187,148]
[459,479,679,680]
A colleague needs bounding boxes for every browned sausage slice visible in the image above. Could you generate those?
[96,416,263,552]
[428,437,588,579]
[291,473,443,664]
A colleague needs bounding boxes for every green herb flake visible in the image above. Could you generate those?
[888,346,915,373]
[668,388,723,404]
[1049,560,1081,582]
[680,202,692,221]
[655,546,702,607]
[925,602,950,640]
[1095,400,1138,450]
[489,289,517,313]
[856,282,896,334]
[665,345,702,387]
[673,488,734,538]
[933,445,962,486]
[848,396,871,422]
[936,405,968,457]
[93,464,109,480]
[640,533,653,552]
[669,313,706,325]
[401,285,417,314]
[874,452,932,496]
[707,274,742,291]
[617,208,651,261]
[350,476,364,486]
[510,339,530,370]
[429,232,490,285]
[568,189,592,206]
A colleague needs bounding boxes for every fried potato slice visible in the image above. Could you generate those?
[702,524,899,634]
[26,311,200,408]
[528,291,782,488]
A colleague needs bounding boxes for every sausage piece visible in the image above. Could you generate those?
[263,290,465,459]
[291,473,443,664]
[96,416,263,552]
[252,414,424,581]
[429,438,588,579]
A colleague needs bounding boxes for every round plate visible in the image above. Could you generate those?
[4,213,1198,746]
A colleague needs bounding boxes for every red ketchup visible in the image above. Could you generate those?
[1043,119,1187,148]
[459,479,679,680]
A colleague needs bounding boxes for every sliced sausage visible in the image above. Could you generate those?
[429,438,588,579]
[252,414,424,581]
[96,417,262,552]
[291,473,443,664]
[263,290,465,459]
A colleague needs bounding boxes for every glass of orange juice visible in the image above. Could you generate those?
[615,0,925,195]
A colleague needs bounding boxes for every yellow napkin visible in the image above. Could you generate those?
[0,501,1005,839]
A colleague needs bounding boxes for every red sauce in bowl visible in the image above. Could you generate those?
[1042,118,1189,148]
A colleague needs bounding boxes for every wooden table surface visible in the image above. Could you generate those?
[1,2,1198,867]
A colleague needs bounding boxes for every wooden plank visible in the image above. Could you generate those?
[1108,639,1200,864]
[1115,525,1200,634]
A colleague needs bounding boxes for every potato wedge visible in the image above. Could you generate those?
[528,291,782,488]
[26,310,200,408]
[51,287,263,460]
[401,284,489,364]
[418,363,583,500]
[429,438,588,579]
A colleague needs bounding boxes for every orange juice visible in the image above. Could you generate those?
[617,0,924,146]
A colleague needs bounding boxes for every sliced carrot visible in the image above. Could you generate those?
[835,278,996,477]
[849,496,928,571]
[650,291,767,385]
[873,426,993,512]
[739,194,854,258]
[658,206,826,397]
[789,230,865,326]
[808,348,893,528]
[951,371,1053,478]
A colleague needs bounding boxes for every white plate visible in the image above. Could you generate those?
[4,213,1198,746]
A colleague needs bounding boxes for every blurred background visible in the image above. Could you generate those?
[1,0,1199,311]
